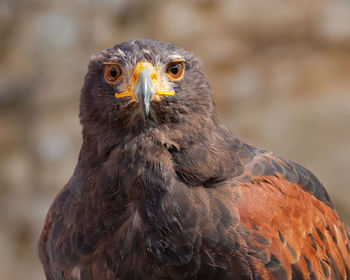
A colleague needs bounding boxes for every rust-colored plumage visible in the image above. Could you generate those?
[38,39,349,280]
[238,175,350,279]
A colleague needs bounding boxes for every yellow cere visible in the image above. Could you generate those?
[114,61,175,103]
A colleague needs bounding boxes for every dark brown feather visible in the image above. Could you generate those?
[38,39,349,280]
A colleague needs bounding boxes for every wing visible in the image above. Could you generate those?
[38,177,108,280]
[38,173,145,280]
[38,181,72,280]
[235,149,350,279]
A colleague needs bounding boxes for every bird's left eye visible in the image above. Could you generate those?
[166,61,185,81]
[104,63,122,84]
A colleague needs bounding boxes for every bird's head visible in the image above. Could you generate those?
[80,39,216,137]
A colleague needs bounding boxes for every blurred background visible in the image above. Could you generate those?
[1,0,350,279]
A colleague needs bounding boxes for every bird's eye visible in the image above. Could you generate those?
[166,61,185,81]
[104,63,122,84]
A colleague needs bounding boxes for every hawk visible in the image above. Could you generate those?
[38,39,350,280]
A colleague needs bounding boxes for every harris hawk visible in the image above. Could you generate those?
[38,39,350,280]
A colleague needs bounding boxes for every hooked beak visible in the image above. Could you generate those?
[114,61,175,121]
[133,67,155,120]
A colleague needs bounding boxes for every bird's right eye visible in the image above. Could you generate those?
[104,63,122,84]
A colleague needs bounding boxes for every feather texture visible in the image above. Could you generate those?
[38,39,350,280]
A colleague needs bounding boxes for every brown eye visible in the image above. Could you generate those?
[104,63,122,84]
[166,61,185,81]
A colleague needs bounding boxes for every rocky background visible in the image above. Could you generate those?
[1,0,350,279]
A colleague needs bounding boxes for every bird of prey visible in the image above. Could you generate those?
[38,39,350,280]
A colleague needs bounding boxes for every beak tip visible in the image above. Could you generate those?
[134,69,155,121]
[142,103,150,121]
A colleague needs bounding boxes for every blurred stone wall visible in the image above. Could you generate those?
[1,0,349,279]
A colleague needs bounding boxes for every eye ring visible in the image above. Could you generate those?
[166,61,185,81]
[104,63,122,84]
